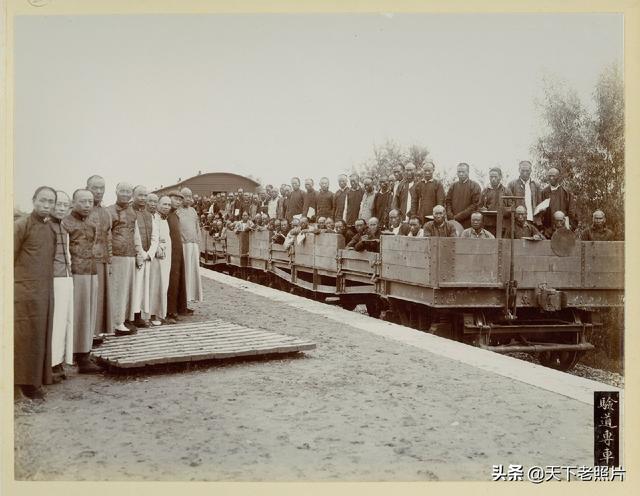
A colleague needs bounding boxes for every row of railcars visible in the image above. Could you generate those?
[199,229,624,371]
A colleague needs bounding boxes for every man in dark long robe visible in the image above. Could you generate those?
[445,162,481,229]
[14,186,57,399]
[166,190,188,323]
[539,167,577,238]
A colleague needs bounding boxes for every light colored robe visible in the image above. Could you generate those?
[178,206,203,302]
[149,213,172,319]
[133,215,159,319]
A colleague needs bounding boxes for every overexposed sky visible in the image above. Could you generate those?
[14,13,622,209]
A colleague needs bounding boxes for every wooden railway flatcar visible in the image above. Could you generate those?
[199,228,624,371]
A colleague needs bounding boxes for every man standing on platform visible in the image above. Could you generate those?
[14,186,57,399]
[333,174,349,224]
[132,185,159,327]
[411,160,445,224]
[107,182,141,336]
[166,190,189,323]
[178,187,203,306]
[63,189,101,373]
[445,162,482,229]
[149,196,173,326]
[539,167,577,238]
[49,191,74,379]
[316,177,334,219]
[507,160,542,224]
[86,174,112,340]
[146,193,159,216]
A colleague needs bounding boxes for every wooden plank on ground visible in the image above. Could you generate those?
[91,319,316,369]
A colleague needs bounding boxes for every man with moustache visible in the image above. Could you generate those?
[316,177,334,219]
[63,190,101,373]
[14,186,57,399]
[149,196,173,326]
[373,175,394,229]
[286,177,305,222]
[507,160,542,223]
[107,182,142,335]
[86,175,112,340]
[302,178,318,221]
[333,174,349,223]
[178,187,203,305]
[411,160,445,224]
[346,173,364,229]
[166,190,189,323]
[445,162,482,229]
[132,185,159,327]
[394,163,417,221]
[49,191,74,379]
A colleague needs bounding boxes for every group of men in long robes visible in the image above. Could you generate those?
[14,180,203,400]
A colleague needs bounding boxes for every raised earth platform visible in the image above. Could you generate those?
[91,319,316,368]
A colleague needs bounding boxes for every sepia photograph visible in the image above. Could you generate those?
[3,0,635,487]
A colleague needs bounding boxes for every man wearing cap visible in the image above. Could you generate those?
[132,185,159,327]
[86,174,112,339]
[63,189,101,373]
[107,182,142,335]
[411,160,445,224]
[580,210,615,241]
[166,190,188,323]
[445,162,482,229]
[178,187,203,305]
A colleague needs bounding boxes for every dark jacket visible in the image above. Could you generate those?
[580,226,614,241]
[506,177,542,220]
[87,204,112,264]
[411,179,445,222]
[302,189,318,220]
[107,203,138,257]
[445,179,482,228]
[423,220,457,237]
[133,205,154,252]
[373,190,394,228]
[333,187,349,222]
[316,190,334,218]
[346,187,364,226]
[354,229,382,252]
[540,184,577,236]
[286,189,304,221]
[62,210,97,275]
[393,180,417,218]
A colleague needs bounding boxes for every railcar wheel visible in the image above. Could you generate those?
[537,351,581,372]
[365,301,382,318]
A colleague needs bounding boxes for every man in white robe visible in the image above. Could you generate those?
[177,187,203,306]
[49,191,74,378]
[132,185,159,327]
[149,196,172,325]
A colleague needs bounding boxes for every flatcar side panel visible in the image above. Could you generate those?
[512,240,581,288]
[583,241,624,289]
[340,249,377,277]
[294,233,315,268]
[226,231,249,267]
[249,230,271,261]
[437,238,503,287]
[314,233,344,273]
[380,235,431,286]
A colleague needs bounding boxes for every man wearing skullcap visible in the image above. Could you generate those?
[177,187,203,305]
[166,190,189,323]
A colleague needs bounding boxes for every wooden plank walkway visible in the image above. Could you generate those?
[91,319,316,368]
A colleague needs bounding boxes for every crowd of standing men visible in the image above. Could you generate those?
[14,176,203,400]
[14,160,616,400]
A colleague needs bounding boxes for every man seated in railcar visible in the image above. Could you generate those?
[353,217,382,252]
[423,205,457,237]
[324,217,335,233]
[316,216,327,232]
[346,218,368,248]
[334,219,353,244]
[580,210,615,241]
[461,212,495,239]
[406,216,424,237]
[504,205,544,239]
[550,210,570,235]
[385,208,410,235]
[234,211,253,233]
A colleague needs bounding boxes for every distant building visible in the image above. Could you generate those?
[154,172,260,198]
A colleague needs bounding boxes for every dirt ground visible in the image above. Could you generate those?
[14,277,595,481]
